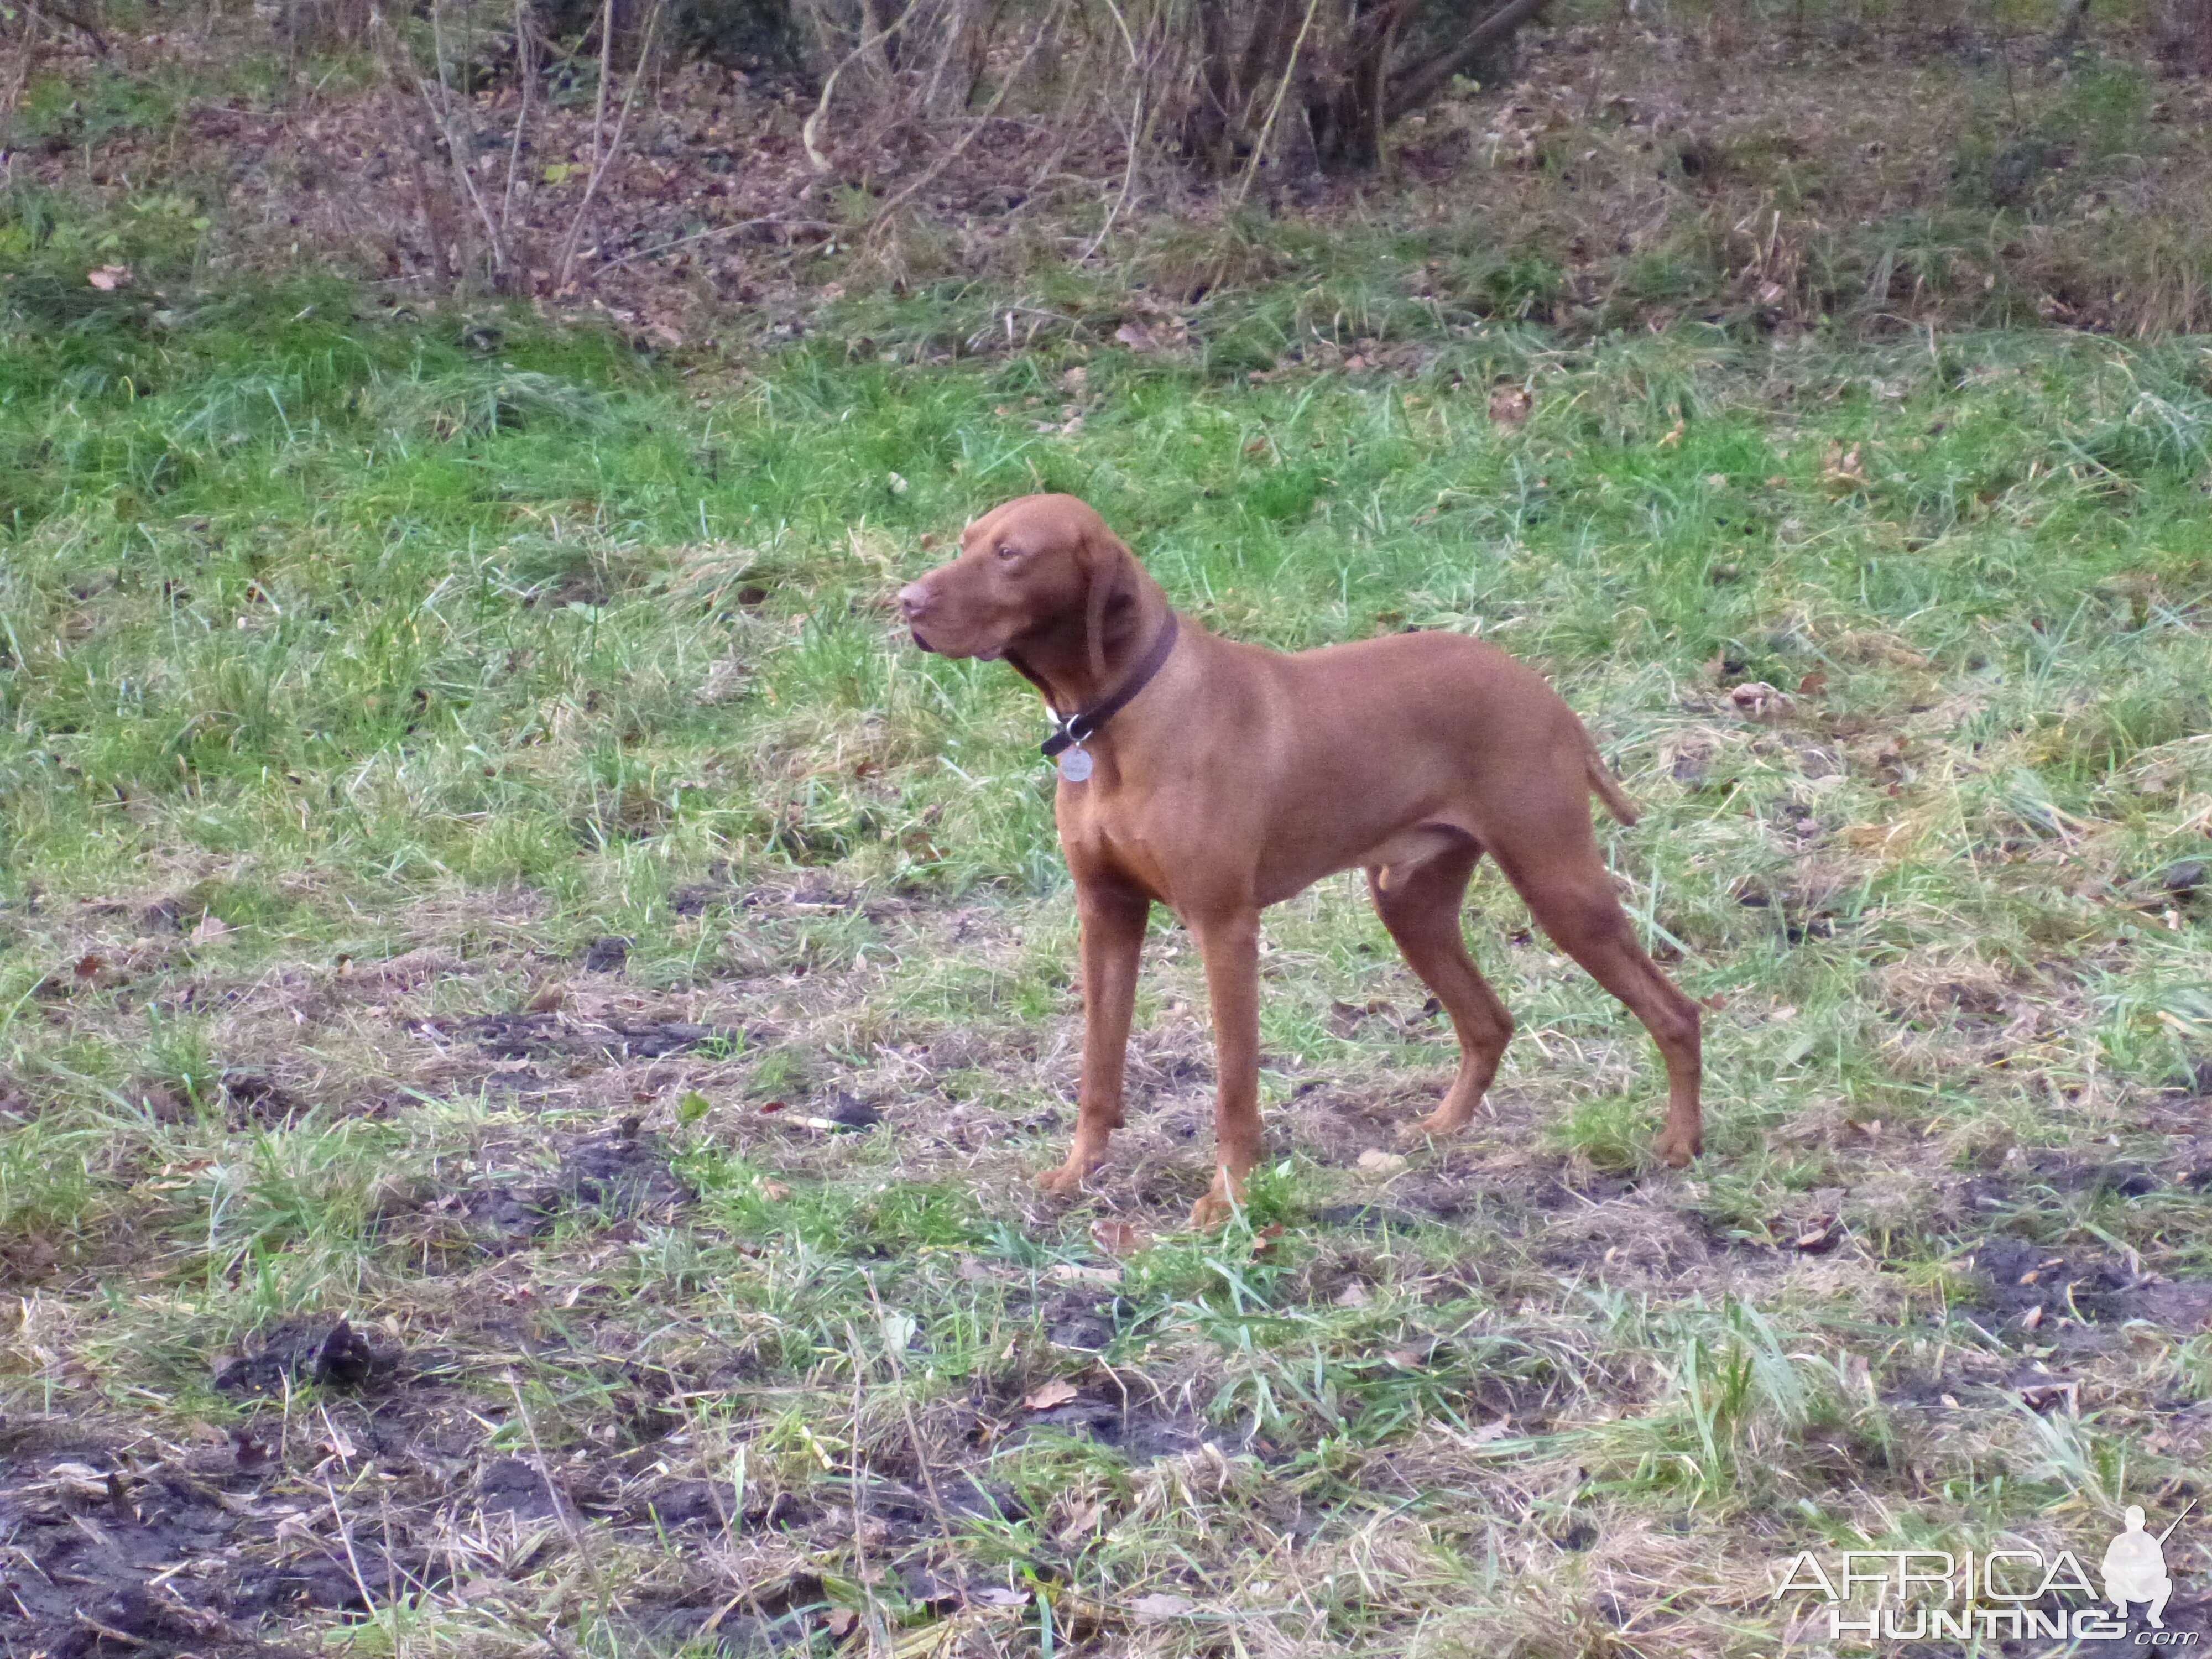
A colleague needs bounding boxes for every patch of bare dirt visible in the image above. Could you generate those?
[445,1010,753,1060]
[401,1120,695,1254]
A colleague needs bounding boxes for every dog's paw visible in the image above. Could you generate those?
[1187,1191,1234,1230]
[1653,1129,1703,1168]
[1187,1166,1249,1230]
[1036,1162,1093,1197]
[1396,1113,1463,1146]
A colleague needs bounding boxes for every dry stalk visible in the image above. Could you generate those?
[800,0,930,175]
[425,0,517,281]
[498,0,538,275]
[863,12,1055,238]
[1230,0,1324,210]
[555,0,668,291]
[1081,0,1149,260]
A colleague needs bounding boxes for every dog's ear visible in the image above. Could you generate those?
[1079,529,1131,684]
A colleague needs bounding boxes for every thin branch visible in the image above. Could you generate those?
[424,0,513,276]
[1390,0,1553,117]
[498,0,538,276]
[801,0,929,175]
[1079,0,1146,260]
[594,216,835,274]
[864,15,1051,234]
[587,0,614,181]
[555,0,666,290]
[24,0,109,55]
[1229,0,1324,210]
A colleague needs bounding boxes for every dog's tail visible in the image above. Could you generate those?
[1586,743,1640,827]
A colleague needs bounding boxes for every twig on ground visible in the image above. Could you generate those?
[593,217,835,275]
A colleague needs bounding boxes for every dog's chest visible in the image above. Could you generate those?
[1053,781,1191,899]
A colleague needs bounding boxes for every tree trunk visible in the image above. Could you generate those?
[1306,0,1411,169]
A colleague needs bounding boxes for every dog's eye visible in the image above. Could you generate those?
[995,542,1021,561]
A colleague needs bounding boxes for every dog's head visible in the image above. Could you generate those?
[897,494,1134,679]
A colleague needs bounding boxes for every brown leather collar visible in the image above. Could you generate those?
[1006,612,1180,760]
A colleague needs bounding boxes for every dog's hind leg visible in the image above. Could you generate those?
[1369,836,1516,1142]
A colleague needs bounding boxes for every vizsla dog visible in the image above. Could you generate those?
[898,494,1702,1225]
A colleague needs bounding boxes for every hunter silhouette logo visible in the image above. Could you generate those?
[1774,1500,2199,1645]
[2105,1504,2190,1630]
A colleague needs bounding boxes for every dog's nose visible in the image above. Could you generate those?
[897,582,930,619]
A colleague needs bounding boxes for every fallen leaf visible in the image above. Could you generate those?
[1023,1379,1081,1411]
[1047,1263,1121,1286]
[760,1181,791,1201]
[2019,1303,2046,1332]
[87,264,132,290]
[1129,1592,1199,1619]
[1488,385,1532,427]
[189,914,231,943]
[1091,1218,1152,1257]
[1466,1416,1512,1443]
[524,981,567,1013]
[1334,1281,1371,1307]
[1797,670,1829,697]
[824,1606,859,1639]
[1728,681,1791,720]
[1356,1149,1408,1176]
[676,1089,712,1125]
[72,953,108,981]
[1383,1345,1427,1368]
[1792,1221,1840,1254]
[1249,1222,1286,1259]
[2020,1381,2081,1418]
[1820,442,1870,492]
[758,1100,787,1114]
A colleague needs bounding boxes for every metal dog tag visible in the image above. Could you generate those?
[1057,746,1094,782]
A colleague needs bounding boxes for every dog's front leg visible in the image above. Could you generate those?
[1188,906,1262,1229]
[1039,881,1149,1196]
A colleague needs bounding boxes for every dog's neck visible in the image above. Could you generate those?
[1008,568,1173,718]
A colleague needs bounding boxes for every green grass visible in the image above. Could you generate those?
[3,197,2212,1656]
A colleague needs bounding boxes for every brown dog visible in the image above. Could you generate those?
[899,494,1702,1225]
